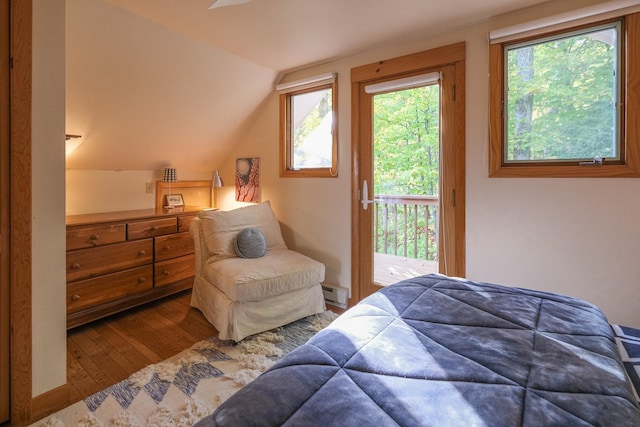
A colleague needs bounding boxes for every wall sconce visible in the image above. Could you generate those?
[212,170,224,208]
[65,134,83,157]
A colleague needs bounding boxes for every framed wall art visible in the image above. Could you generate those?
[235,157,260,203]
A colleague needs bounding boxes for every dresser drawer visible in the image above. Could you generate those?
[67,223,126,250]
[127,217,177,240]
[67,239,153,282]
[155,231,195,262]
[177,213,198,233]
[67,265,154,314]
[154,254,195,288]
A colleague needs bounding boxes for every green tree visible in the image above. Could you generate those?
[507,27,617,160]
[372,84,440,260]
[373,85,440,196]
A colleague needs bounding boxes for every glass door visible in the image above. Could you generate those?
[353,50,466,302]
[370,78,441,286]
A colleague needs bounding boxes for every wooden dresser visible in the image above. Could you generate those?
[65,206,205,329]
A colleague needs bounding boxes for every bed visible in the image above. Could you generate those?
[196,274,640,426]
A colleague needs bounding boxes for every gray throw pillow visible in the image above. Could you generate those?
[233,227,267,258]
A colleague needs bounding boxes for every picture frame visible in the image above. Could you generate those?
[164,194,184,208]
[235,157,261,203]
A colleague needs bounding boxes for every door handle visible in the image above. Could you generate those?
[361,180,375,210]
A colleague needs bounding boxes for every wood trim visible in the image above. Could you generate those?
[489,13,640,178]
[453,59,467,275]
[30,384,71,423]
[10,0,33,424]
[488,42,504,177]
[279,92,288,177]
[439,65,455,276]
[349,80,362,306]
[627,12,640,173]
[0,0,10,423]
[351,43,466,304]
[279,80,339,178]
[354,83,376,299]
[351,42,465,84]
[438,61,467,277]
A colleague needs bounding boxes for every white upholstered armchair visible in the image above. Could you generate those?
[189,201,326,342]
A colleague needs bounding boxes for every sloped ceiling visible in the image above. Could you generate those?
[103,0,552,71]
[66,0,551,171]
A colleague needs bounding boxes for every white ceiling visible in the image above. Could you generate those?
[104,0,550,72]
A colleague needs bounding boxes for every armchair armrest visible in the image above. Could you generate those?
[190,217,211,278]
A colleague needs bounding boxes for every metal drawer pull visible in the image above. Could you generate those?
[71,263,80,269]
[72,294,80,301]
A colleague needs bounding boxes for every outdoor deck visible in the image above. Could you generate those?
[374,253,437,286]
[370,194,439,286]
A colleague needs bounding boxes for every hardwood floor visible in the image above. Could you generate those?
[66,290,217,405]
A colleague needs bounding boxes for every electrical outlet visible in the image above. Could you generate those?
[145,182,153,193]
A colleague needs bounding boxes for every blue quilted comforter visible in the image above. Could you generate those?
[196,274,640,426]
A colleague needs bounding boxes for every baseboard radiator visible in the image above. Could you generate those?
[321,283,348,309]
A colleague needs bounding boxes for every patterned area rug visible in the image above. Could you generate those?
[33,311,339,427]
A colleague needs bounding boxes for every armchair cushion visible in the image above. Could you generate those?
[204,248,325,302]
[199,201,287,261]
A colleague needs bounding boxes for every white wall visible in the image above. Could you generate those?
[65,0,276,173]
[459,4,640,329]
[215,83,352,290]
[219,0,640,328]
[66,169,159,214]
[32,0,67,396]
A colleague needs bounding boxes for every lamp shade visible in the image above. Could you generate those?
[213,170,224,188]
[163,168,177,183]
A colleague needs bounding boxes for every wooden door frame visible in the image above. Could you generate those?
[350,42,466,304]
[0,0,10,422]
[10,0,34,424]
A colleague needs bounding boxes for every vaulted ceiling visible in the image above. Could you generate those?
[65,0,551,172]
[104,0,552,71]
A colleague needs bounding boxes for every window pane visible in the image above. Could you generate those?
[372,84,440,273]
[291,88,333,169]
[505,23,619,163]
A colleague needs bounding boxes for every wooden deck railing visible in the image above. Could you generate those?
[373,195,439,261]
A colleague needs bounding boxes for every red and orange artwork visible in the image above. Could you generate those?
[235,157,260,203]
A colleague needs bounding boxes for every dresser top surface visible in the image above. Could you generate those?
[66,206,211,227]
